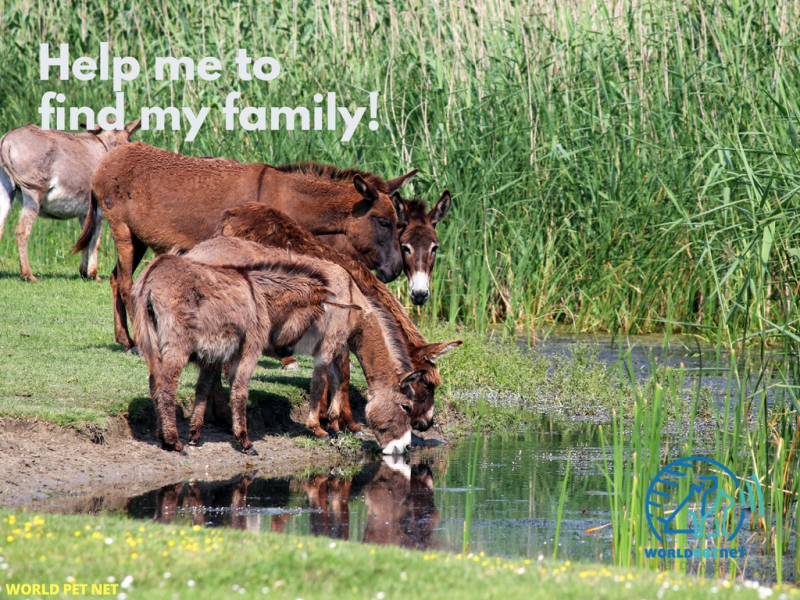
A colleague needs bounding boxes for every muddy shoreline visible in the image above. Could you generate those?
[0,415,354,508]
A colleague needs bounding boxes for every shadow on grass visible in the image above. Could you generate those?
[79,343,130,353]
[0,269,92,282]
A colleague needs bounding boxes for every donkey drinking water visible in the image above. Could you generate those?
[184,237,427,453]
[213,204,461,436]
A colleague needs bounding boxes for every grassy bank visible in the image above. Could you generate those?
[0,510,787,600]
[0,260,608,431]
[3,0,800,348]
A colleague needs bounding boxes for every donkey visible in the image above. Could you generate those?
[0,120,141,281]
[214,204,461,434]
[318,190,452,306]
[75,142,416,352]
[184,236,425,453]
[273,190,452,371]
[131,252,344,453]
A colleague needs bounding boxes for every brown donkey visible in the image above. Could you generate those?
[318,190,452,306]
[131,252,343,453]
[185,237,425,453]
[214,204,461,434]
[76,142,417,351]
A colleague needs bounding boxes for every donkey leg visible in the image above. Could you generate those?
[331,352,362,434]
[108,223,147,350]
[210,374,233,430]
[78,207,104,282]
[307,360,332,440]
[154,359,185,453]
[188,366,218,446]
[15,188,41,282]
[227,352,260,454]
[0,168,14,242]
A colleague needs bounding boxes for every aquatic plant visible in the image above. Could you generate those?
[553,451,571,561]
[599,347,799,583]
[462,392,485,555]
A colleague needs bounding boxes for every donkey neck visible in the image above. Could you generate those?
[263,168,367,234]
[350,301,413,388]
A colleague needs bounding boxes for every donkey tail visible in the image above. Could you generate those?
[73,191,99,253]
[131,286,160,375]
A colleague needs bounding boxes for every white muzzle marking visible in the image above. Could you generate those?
[409,272,430,296]
[382,454,411,478]
[382,430,411,455]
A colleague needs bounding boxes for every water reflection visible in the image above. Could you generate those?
[136,454,440,550]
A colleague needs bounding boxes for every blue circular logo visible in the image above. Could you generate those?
[645,456,762,542]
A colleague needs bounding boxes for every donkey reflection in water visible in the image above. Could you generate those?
[298,457,439,549]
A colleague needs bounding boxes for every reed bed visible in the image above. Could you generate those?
[1,0,799,349]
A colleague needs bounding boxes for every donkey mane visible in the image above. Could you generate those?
[365,296,414,375]
[403,198,429,219]
[273,162,389,194]
[219,259,330,289]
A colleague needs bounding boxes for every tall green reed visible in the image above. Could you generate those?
[2,0,800,347]
[462,392,484,555]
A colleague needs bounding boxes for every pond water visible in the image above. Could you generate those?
[35,414,796,583]
[28,335,797,583]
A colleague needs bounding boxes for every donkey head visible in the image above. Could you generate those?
[366,369,426,454]
[345,169,417,284]
[405,339,462,431]
[398,190,451,305]
[85,118,142,149]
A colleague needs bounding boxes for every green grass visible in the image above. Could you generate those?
[0,259,346,429]
[0,510,788,600]
[0,261,617,432]
[595,349,800,583]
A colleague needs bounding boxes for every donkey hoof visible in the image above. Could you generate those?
[128,345,141,356]
[22,274,38,283]
[241,445,258,456]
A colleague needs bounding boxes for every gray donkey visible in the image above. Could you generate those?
[0,120,141,281]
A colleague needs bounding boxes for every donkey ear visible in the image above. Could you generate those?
[353,175,378,204]
[80,122,103,134]
[422,339,462,363]
[124,118,142,136]
[400,370,425,397]
[429,190,451,227]
[391,191,407,227]
[386,168,419,193]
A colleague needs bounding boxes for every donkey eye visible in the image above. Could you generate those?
[401,403,413,415]
[431,245,439,255]
[377,218,390,228]
[402,245,413,255]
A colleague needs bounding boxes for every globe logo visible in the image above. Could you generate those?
[645,456,763,543]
